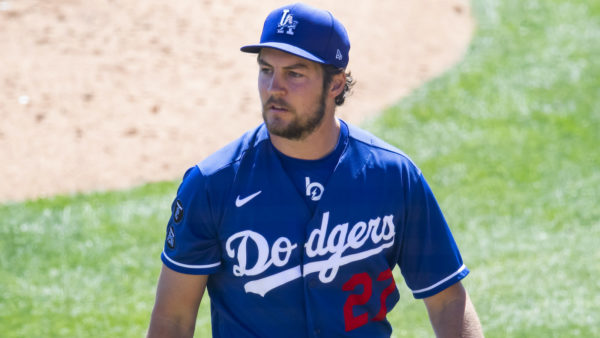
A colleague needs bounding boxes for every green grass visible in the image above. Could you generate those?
[366,0,600,336]
[1,0,599,336]
[0,183,180,337]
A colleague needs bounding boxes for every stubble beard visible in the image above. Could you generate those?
[262,90,327,141]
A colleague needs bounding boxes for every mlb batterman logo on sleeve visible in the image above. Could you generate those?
[241,3,351,69]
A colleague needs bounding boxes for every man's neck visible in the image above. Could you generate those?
[270,117,341,160]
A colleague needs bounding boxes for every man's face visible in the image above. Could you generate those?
[258,48,327,140]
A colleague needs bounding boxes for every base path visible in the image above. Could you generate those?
[0,0,473,203]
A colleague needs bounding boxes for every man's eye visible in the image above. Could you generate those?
[289,71,303,78]
[260,67,272,74]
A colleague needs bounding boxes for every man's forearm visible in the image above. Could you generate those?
[432,294,482,337]
[147,266,207,338]
[462,294,484,337]
[147,313,195,338]
[425,283,484,338]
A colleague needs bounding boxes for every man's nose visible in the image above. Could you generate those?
[267,73,286,96]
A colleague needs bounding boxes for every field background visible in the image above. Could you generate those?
[1,0,599,337]
[0,0,472,203]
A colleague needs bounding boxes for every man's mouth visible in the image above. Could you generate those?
[265,96,292,112]
[265,98,291,113]
[270,104,288,112]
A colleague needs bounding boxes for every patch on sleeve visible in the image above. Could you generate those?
[166,225,176,249]
[173,199,184,223]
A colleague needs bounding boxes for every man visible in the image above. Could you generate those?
[148,3,483,337]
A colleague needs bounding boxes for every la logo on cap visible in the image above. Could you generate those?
[240,3,351,69]
[277,9,298,35]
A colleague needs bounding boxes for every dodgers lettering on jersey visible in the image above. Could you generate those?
[161,121,469,338]
[227,210,395,297]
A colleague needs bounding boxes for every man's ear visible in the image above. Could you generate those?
[329,72,345,98]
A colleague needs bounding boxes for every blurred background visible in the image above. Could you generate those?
[0,0,471,202]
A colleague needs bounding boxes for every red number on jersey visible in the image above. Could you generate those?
[342,268,397,331]
[342,272,372,331]
[373,268,397,321]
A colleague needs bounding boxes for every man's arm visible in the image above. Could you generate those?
[423,281,484,338]
[147,264,209,338]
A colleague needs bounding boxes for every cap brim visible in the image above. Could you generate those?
[240,42,326,65]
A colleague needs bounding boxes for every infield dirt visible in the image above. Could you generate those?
[0,0,473,202]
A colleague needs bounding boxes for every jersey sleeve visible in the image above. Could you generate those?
[398,169,469,299]
[160,166,222,275]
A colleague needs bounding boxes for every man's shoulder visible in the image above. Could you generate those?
[196,124,269,176]
[345,122,415,165]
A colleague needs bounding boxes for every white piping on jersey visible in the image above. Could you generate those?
[244,241,395,297]
[162,250,221,269]
[410,264,467,295]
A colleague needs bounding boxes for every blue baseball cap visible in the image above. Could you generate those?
[241,3,350,69]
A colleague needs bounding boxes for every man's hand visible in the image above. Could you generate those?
[423,282,483,337]
[147,265,209,338]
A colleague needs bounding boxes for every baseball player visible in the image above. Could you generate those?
[148,3,483,337]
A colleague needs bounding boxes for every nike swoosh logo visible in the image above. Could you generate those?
[235,191,262,207]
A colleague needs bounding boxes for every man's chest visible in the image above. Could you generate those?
[216,176,401,297]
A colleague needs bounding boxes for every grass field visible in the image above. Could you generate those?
[1,0,599,337]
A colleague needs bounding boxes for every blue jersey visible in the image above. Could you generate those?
[161,121,468,337]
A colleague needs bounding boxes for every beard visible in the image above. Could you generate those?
[262,90,327,141]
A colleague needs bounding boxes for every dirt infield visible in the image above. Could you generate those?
[0,0,473,203]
